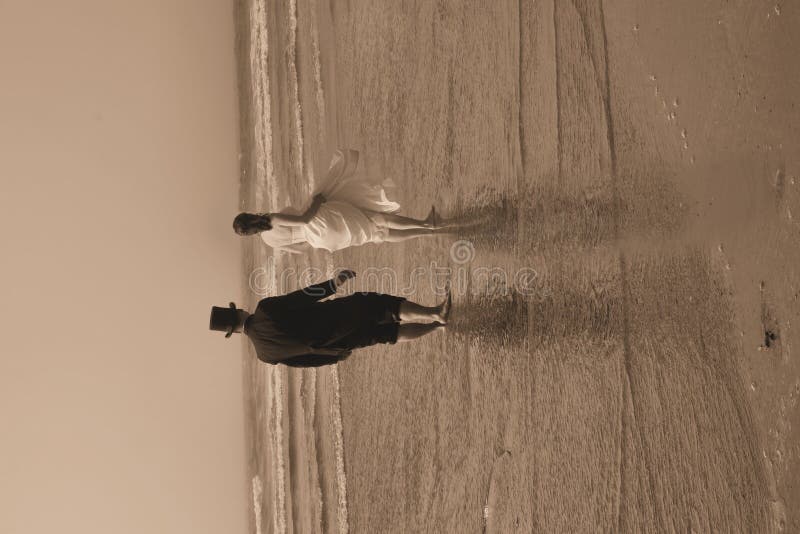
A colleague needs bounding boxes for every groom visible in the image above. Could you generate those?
[210,270,450,367]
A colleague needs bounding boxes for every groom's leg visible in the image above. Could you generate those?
[396,322,445,342]
[333,320,443,347]
[332,322,401,349]
[398,298,449,323]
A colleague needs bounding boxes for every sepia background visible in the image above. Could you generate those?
[0,1,246,533]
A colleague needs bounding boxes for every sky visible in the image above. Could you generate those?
[0,1,247,532]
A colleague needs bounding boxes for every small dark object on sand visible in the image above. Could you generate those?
[764,329,777,348]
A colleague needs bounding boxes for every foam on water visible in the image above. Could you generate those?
[251,4,291,531]
[319,258,351,533]
[247,1,349,530]
[287,0,310,193]
[305,368,325,530]
[250,0,278,209]
[330,363,350,534]
[271,366,287,534]
[308,0,327,162]
[251,475,264,534]
[250,3,288,531]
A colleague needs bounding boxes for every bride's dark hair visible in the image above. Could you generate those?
[233,212,272,236]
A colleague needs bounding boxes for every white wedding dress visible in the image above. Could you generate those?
[261,149,401,253]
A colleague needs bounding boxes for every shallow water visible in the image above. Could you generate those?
[236,0,800,532]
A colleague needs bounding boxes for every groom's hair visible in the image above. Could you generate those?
[233,212,273,235]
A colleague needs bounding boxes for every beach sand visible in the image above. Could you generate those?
[235,0,800,532]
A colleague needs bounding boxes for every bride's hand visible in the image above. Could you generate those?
[334,269,356,287]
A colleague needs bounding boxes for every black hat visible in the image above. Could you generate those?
[209,302,240,338]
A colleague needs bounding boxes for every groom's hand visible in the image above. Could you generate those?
[334,269,356,287]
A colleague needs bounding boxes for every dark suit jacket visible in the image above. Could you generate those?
[244,279,352,368]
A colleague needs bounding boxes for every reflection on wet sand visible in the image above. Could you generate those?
[449,260,623,346]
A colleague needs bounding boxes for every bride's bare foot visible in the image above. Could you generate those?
[424,206,437,229]
[426,206,455,232]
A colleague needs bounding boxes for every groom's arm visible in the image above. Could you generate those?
[258,270,356,311]
[289,278,339,302]
[257,279,336,312]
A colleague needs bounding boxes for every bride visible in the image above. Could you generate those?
[233,149,456,254]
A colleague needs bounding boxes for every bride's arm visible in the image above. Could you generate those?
[270,194,326,226]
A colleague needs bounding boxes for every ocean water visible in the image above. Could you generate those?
[234,0,793,532]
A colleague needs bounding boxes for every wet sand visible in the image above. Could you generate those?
[236,0,800,532]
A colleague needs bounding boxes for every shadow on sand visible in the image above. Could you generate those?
[447,274,624,348]
[447,180,686,253]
